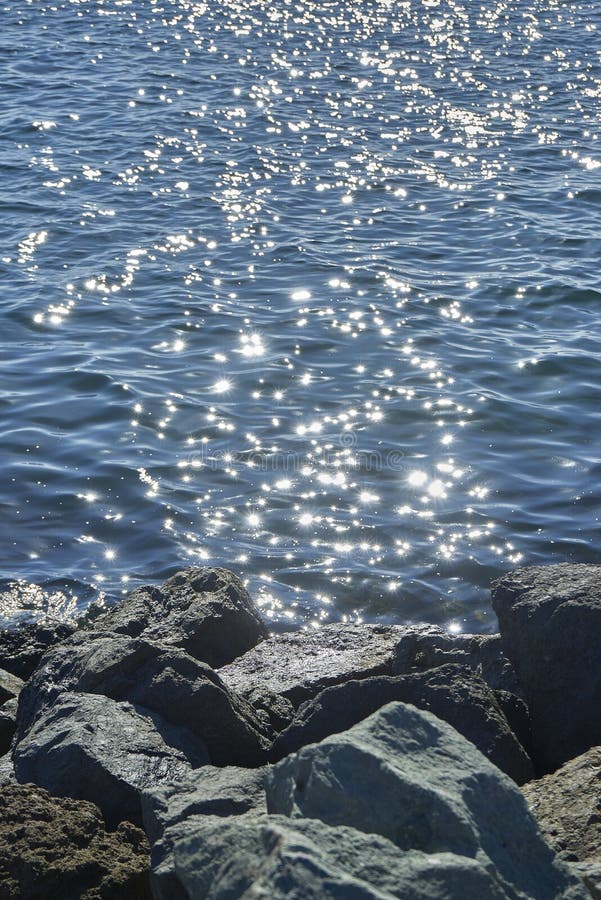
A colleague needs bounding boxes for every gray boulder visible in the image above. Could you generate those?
[172,814,510,899]
[15,631,271,766]
[523,745,601,897]
[492,563,601,772]
[13,691,197,828]
[0,620,76,679]
[270,664,534,784]
[218,623,521,709]
[143,766,267,900]
[0,669,24,705]
[267,702,586,899]
[91,567,267,667]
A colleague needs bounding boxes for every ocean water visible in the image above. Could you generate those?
[1,0,600,631]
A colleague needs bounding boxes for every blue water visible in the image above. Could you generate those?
[1,0,600,631]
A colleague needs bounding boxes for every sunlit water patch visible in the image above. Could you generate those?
[1,0,601,631]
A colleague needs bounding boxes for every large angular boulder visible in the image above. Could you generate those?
[523,745,601,898]
[267,702,586,898]
[270,664,534,784]
[13,692,198,827]
[218,623,521,709]
[15,632,271,766]
[172,814,511,899]
[143,766,267,900]
[0,783,150,899]
[91,567,267,667]
[0,620,76,679]
[492,564,601,772]
[218,623,438,707]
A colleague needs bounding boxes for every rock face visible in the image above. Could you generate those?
[172,814,511,900]
[267,702,586,899]
[0,670,24,705]
[0,783,150,899]
[218,623,522,709]
[92,567,267,668]
[0,621,76,679]
[270,664,534,784]
[492,563,601,772]
[143,766,267,900]
[0,700,17,757]
[523,746,601,898]
[15,632,271,766]
[13,692,197,828]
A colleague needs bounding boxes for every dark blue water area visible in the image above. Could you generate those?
[0,0,600,631]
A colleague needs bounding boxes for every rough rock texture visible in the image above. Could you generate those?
[218,623,521,709]
[391,630,523,696]
[172,814,511,899]
[0,621,76,680]
[492,563,601,772]
[242,686,295,734]
[91,567,267,668]
[0,783,150,899]
[0,699,17,756]
[15,632,271,765]
[270,664,534,784]
[143,766,266,900]
[13,692,197,828]
[267,702,586,899]
[0,670,24,705]
[0,754,15,786]
[218,623,438,706]
[523,746,601,897]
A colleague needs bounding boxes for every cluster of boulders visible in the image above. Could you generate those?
[0,563,599,897]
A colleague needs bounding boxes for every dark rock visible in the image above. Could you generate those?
[494,688,533,760]
[270,664,534,784]
[172,814,512,899]
[492,563,601,772]
[391,630,523,696]
[0,621,76,679]
[267,702,587,898]
[242,686,295,734]
[218,623,440,707]
[0,783,150,899]
[522,745,601,895]
[218,623,521,710]
[0,699,17,756]
[15,632,271,766]
[91,566,267,667]
[13,692,197,828]
[142,766,266,900]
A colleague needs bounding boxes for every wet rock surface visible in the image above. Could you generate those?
[0,621,76,680]
[0,783,150,899]
[91,567,268,668]
[16,632,271,766]
[492,563,601,772]
[13,692,198,828]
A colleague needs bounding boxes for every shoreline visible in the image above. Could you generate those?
[0,563,598,897]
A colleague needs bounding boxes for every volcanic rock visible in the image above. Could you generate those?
[492,563,601,771]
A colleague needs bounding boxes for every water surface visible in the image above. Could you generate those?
[1,0,601,630]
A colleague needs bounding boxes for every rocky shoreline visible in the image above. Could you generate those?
[0,563,599,897]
